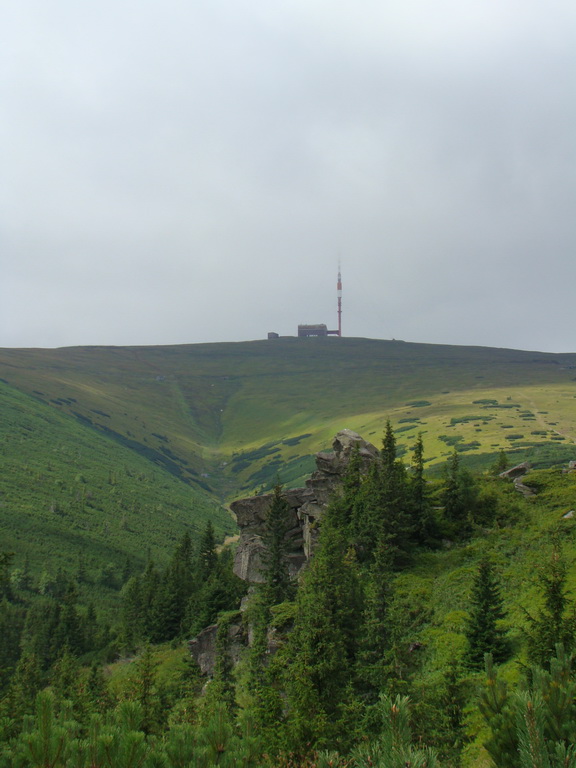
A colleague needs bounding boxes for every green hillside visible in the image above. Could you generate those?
[0,380,233,600]
[1,338,575,500]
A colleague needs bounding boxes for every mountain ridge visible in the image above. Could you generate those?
[2,338,576,497]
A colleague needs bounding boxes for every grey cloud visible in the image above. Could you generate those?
[1,0,575,351]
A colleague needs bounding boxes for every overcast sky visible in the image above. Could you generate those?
[1,1,575,353]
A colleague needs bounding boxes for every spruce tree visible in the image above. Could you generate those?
[52,580,85,658]
[409,434,436,545]
[131,645,161,735]
[379,422,412,564]
[352,422,412,565]
[493,449,509,475]
[464,560,508,669]
[139,560,161,640]
[2,652,44,734]
[331,442,364,533]
[0,600,25,691]
[198,521,218,581]
[0,553,14,602]
[238,594,284,747]
[351,460,383,561]
[441,450,478,534]
[120,575,144,648]
[260,483,293,607]
[284,508,364,751]
[358,533,394,698]
[150,532,197,643]
[525,545,576,669]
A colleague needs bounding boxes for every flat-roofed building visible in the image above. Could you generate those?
[298,324,329,337]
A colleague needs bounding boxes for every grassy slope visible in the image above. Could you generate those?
[0,381,233,591]
[391,466,576,766]
[1,337,575,496]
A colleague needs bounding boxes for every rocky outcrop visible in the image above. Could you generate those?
[189,615,246,676]
[230,429,379,583]
[499,461,531,481]
[499,461,536,497]
[189,430,379,675]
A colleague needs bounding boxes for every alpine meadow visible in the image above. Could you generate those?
[2,336,576,768]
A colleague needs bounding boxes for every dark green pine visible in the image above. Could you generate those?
[464,560,508,669]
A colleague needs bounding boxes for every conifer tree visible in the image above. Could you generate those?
[0,553,14,602]
[493,449,509,475]
[198,521,218,581]
[351,695,439,767]
[352,422,411,565]
[409,434,437,545]
[379,422,412,563]
[52,580,85,657]
[525,546,576,669]
[480,646,576,768]
[139,560,162,640]
[151,533,196,643]
[81,662,111,717]
[14,690,69,768]
[2,652,44,734]
[131,644,162,735]
[358,534,394,697]
[441,450,478,534]
[0,599,25,691]
[464,560,509,669]
[260,483,293,607]
[83,602,99,652]
[205,613,237,714]
[188,548,246,636]
[120,575,144,648]
[238,594,283,746]
[479,654,518,768]
[50,648,81,705]
[21,599,61,670]
[351,460,383,561]
[284,508,364,751]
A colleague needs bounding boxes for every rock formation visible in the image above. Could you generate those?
[189,617,246,676]
[499,461,536,497]
[230,429,379,584]
[189,430,379,674]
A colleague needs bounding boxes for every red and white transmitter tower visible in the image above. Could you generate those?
[337,264,342,337]
[326,264,342,336]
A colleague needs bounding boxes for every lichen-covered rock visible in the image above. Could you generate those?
[499,462,531,480]
[188,618,246,676]
[188,624,218,675]
[230,430,378,582]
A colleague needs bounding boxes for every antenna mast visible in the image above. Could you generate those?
[337,263,342,337]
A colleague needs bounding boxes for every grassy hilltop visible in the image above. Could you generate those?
[1,337,575,499]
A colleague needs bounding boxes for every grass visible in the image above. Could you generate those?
[0,381,233,613]
[1,338,575,495]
